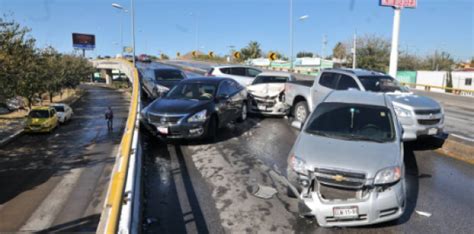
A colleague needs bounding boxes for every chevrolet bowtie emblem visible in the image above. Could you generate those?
[332,174,345,182]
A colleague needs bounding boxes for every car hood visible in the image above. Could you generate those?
[387,93,440,110]
[247,83,285,98]
[147,98,211,115]
[294,133,401,179]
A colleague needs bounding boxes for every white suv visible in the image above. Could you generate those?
[206,65,262,86]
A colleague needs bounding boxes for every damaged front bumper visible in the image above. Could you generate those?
[248,94,290,116]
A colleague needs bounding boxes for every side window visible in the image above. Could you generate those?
[319,72,337,89]
[336,75,360,90]
[231,67,246,76]
[247,68,261,77]
[218,81,232,96]
[228,80,242,94]
[220,68,230,74]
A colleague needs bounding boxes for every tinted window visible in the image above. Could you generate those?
[305,103,395,143]
[217,81,233,96]
[220,68,231,74]
[29,110,50,118]
[53,106,65,112]
[252,76,288,85]
[166,82,217,100]
[358,76,408,92]
[337,75,359,90]
[247,68,261,77]
[319,72,337,89]
[155,69,185,80]
[228,80,242,93]
[231,67,246,76]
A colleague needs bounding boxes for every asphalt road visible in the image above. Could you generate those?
[0,85,129,232]
[141,116,474,233]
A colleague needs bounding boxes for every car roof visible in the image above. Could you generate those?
[324,90,388,107]
[212,65,260,69]
[50,103,67,106]
[182,77,229,84]
[256,71,292,77]
[324,68,387,77]
[137,62,181,70]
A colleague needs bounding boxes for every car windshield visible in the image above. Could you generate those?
[305,103,395,143]
[358,76,409,93]
[52,106,65,112]
[166,83,217,101]
[252,76,288,85]
[155,69,185,80]
[29,110,50,118]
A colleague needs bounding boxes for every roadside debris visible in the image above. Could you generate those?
[251,184,278,199]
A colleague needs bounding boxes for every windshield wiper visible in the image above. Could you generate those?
[348,134,386,143]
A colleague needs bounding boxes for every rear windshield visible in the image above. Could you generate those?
[358,76,409,93]
[52,106,65,112]
[252,76,288,85]
[29,110,50,118]
[305,103,395,143]
[155,69,185,80]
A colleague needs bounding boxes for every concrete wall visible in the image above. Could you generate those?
[416,71,447,93]
[452,71,474,90]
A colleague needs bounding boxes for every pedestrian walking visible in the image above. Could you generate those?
[105,106,114,131]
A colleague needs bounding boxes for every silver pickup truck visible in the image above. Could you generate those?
[285,68,444,141]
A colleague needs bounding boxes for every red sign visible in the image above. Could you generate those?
[380,0,417,8]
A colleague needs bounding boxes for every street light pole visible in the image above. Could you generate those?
[112,3,128,57]
[389,7,401,77]
[131,0,136,66]
[352,32,357,69]
[289,0,294,70]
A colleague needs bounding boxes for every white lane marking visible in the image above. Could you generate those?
[450,133,474,142]
[20,168,83,232]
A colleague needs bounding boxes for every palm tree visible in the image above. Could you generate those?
[240,41,262,60]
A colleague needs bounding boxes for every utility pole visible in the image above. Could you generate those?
[388,7,401,77]
[322,34,327,58]
[352,32,357,69]
[131,0,136,67]
[289,0,294,70]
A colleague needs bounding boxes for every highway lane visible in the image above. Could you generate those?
[0,85,129,232]
[141,116,474,233]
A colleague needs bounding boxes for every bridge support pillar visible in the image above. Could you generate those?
[100,69,113,85]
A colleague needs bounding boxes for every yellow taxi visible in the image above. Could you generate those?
[25,106,59,133]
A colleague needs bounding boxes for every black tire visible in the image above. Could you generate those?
[206,116,218,143]
[293,101,309,123]
[237,102,248,123]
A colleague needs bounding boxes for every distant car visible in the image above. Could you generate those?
[139,66,187,99]
[141,77,248,140]
[205,65,262,86]
[50,103,73,123]
[287,90,405,227]
[247,72,294,116]
[138,54,152,62]
[25,106,59,133]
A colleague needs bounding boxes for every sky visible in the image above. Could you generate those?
[1,0,473,61]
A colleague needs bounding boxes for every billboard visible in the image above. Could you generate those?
[380,0,417,8]
[72,33,95,50]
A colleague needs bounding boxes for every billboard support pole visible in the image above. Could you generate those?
[82,49,85,58]
[389,7,401,77]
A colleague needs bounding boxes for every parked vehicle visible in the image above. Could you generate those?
[247,72,294,116]
[287,90,405,227]
[24,106,59,133]
[139,66,187,99]
[141,77,248,140]
[285,68,444,140]
[205,65,262,86]
[50,103,73,123]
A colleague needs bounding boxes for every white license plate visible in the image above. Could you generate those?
[428,128,438,135]
[333,206,358,219]
[157,127,168,134]
[257,105,267,110]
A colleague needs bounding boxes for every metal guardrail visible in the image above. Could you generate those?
[97,59,141,234]
[400,82,474,96]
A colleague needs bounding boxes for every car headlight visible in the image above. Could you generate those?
[188,110,207,123]
[374,166,401,185]
[394,106,412,118]
[290,155,307,174]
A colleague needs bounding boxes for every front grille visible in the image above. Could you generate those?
[415,109,441,115]
[148,114,184,125]
[319,183,358,200]
[314,168,366,189]
[418,119,440,125]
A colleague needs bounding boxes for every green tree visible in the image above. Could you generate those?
[349,35,390,72]
[332,42,347,60]
[398,52,423,71]
[422,51,455,71]
[240,41,262,60]
[296,51,313,58]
